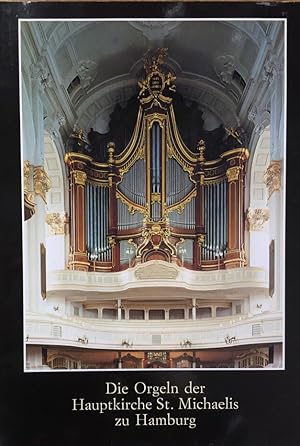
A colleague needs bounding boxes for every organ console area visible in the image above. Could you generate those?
[65,49,249,273]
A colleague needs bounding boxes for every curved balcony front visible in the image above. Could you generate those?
[47,262,268,299]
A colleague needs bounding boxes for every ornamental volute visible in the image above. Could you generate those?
[33,166,51,203]
[264,160,281,199]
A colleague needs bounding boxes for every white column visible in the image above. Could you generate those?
[117,299,122,320]
[192,298,197,320]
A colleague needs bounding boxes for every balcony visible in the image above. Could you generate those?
[47,261,268,299]
[25,311,282,351]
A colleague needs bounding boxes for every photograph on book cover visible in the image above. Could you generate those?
[20,18,286,371]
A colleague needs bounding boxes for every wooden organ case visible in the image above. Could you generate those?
[65,49,249,272]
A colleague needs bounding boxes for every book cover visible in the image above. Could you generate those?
[0,2,298,445]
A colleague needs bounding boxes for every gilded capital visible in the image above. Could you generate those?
[226,166,241,183]
[264,160,281,199]
[33,166,51,203]
[73,170,87,186]
[247,208,270,231]
[46,212,68,235]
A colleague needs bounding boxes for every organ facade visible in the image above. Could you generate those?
[65,49,249,274]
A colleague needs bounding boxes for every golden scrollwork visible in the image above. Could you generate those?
[73,170,87,186]
[226,166,241,183]
[166,189,197,215]
[128,238,138,250]
[197,234,206,246]
[247,208,270,231]
[118,145,145,180]
[139,224,174,252]
[116,190,146,215]
[264,160,281,199]
[108,236,116,247]
[33,166,51,203]
[46,212,68,235]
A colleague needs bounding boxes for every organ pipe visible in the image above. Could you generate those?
[202,179,228,262]
[85,183,112,262]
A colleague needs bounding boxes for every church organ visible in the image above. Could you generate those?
[65,49,249,272]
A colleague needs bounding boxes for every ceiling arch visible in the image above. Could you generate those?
[24,20,284,147]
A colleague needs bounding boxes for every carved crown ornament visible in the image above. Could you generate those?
[138,48,176,106]
[46,212,68,235]
[247,208,270,231]
[264,160,281,199]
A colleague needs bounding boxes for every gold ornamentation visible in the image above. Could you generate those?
[46,212,68,235]
[166,189,197,215]
[197,234,206,246]
[225,127,243,146]
[247,208,270,231]
[107,142,115,164]
[264,160,281,199]
[138,48,176,105]
[144,48,168,73]
[118,146,145,180]
[226,166,241,183]
[73,170,87,186]
[70,128,87,142]
[197,139,206,162]
[128,238,138,249]
[33,166,51,203]
[116,190,146,215]
[108,236,116,247]
[137,224,176,256]
[151,193,161,203]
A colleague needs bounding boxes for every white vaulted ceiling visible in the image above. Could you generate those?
[23,19,283,141]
